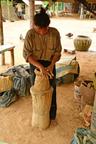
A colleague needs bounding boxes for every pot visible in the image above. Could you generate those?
[74,35,92,51]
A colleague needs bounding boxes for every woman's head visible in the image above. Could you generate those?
[33,7,50,28]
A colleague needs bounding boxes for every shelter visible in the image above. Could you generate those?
[22,0,43,19]
[0,0,96,65]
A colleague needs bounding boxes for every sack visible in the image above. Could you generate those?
[13,72,31,97]
[70,128,93,144]
[80,80,95,110]
[0,89,17,107]
[0,65,32,97]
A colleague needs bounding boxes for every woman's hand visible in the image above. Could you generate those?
[38,65,50,77]
[38,64,53,79]
[46,64,54,79]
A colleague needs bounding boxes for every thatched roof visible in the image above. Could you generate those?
[40,0,96,3]
[23,0,96,4]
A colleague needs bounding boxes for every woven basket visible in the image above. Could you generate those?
[0,76,13,92]
[74,35,92,51]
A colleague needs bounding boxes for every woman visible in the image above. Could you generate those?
[23,8,62,120]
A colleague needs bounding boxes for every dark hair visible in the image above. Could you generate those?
[33,7,50,28]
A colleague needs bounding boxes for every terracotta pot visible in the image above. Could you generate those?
[74,35,92,51]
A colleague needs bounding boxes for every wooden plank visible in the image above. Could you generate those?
[0,44,15,53]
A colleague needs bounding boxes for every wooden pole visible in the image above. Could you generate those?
[80,3,84,19]
[0,1,5,65]
[0,1,4,45]
[29,0,35,29]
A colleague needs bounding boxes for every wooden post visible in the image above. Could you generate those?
[10,48,14,66]
[29,0,35,29]
[0,1,5,65]
[0,1,4,45]
[80,4,84,19]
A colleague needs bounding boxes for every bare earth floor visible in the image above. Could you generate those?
[0,17,96,144]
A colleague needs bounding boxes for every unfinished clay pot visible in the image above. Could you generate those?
[30,69,53,129]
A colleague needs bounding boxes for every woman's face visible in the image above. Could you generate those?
[34,25,48,35]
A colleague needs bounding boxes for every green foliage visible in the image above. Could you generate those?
[1,0,12,5]
[1,0,7,5]
[42,1,49,8]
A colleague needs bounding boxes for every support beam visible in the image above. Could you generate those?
[29,0,35,29]
[0,1,5,65]
[0,1,4,45]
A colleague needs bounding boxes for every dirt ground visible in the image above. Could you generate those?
[0,17,96,144]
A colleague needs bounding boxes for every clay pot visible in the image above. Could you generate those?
[74,35,92,51]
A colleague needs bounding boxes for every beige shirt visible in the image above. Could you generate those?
[23,27,62,62]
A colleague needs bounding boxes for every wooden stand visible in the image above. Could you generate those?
[0,44,15,66]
